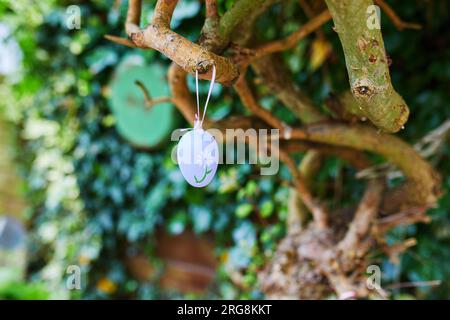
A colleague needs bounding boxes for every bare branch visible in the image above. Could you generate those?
[325,0,409,133]
[287,151,323,233]
[125,0,142,35]
[381,238,417,264]
[252,55,327,124]
[338,179,384,253]
[377,207,431,233]
[205,0,219,18]
[234,75,287,133]
[385,280,442,290]
[124,0,239,85]
[290,122,441,213]
[104,34,137,48]
[375,0,422,31]
[135,80,173,109]
[279,150,329,229]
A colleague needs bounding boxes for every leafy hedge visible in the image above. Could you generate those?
[1,0,448,299]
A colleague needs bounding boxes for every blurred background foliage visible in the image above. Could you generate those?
[0,0,448,299]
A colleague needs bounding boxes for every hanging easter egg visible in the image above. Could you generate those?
[177,128,219,188]
[108,56,175,149]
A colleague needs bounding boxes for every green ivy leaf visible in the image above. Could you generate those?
[260,200,274,218]
[235,203,253,219]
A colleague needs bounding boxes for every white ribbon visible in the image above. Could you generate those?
[195,65,216,129]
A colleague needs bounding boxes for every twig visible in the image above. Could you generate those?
[251,55,326,124]
[205,0,219,18]
[377,207,430,234]
[104,34,137,48]
[279,150,329,229]
[246,10,331,64]
[135,80,173,109]
[234,75,286,133]
[125,0,142,35]
[381,238,417,264]
[338,179,384,253]
[287,151,323,233]
[298,0,327,39]
[385,280,442,290]
[375,0,422,31]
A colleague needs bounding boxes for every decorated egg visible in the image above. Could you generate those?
[177,128,219,188]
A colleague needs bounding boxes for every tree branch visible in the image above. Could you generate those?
[290,123,441,213]
[135,80,173,108]
[200,0,226,52]
[234,75,288,134]
[104,34,137,48]
[220,0,272,41]
[125,0,239,85]
[251,10,332,60]
[376,207,430,234]
[279,150,329,229]
[375,0,422,31]
[325,0,409,133]
[338,179,384,253]
[287,151,323,233]
[252,55,327,124]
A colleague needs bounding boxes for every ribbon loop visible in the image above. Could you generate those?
[194,65,216,129]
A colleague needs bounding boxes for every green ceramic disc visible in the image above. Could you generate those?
[109,62,174,148]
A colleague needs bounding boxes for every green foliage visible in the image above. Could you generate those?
[0,0,448,300]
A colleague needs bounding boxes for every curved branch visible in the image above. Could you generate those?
[126,0,239,85]
[234,75,287,133]
[252,55,327,124]
[220,0,274,41]
[279,150,329,229]
[338,178,384,253]
[169,62,441,215]
[290,123,441,213]
[251,10,332,60]
[135,80,173,108]
[325,0,409,133]
[374,0,422,31]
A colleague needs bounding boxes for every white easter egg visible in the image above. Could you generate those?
[177,128,219,188]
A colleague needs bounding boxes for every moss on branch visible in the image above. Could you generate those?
[325,0,409,133]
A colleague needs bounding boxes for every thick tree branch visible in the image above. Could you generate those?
[170,60,441,214]
[125,0,239,85]
[220,0,272,42]
[290,123,441,213]
[200,0,226,52]
[325,0,409,133]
